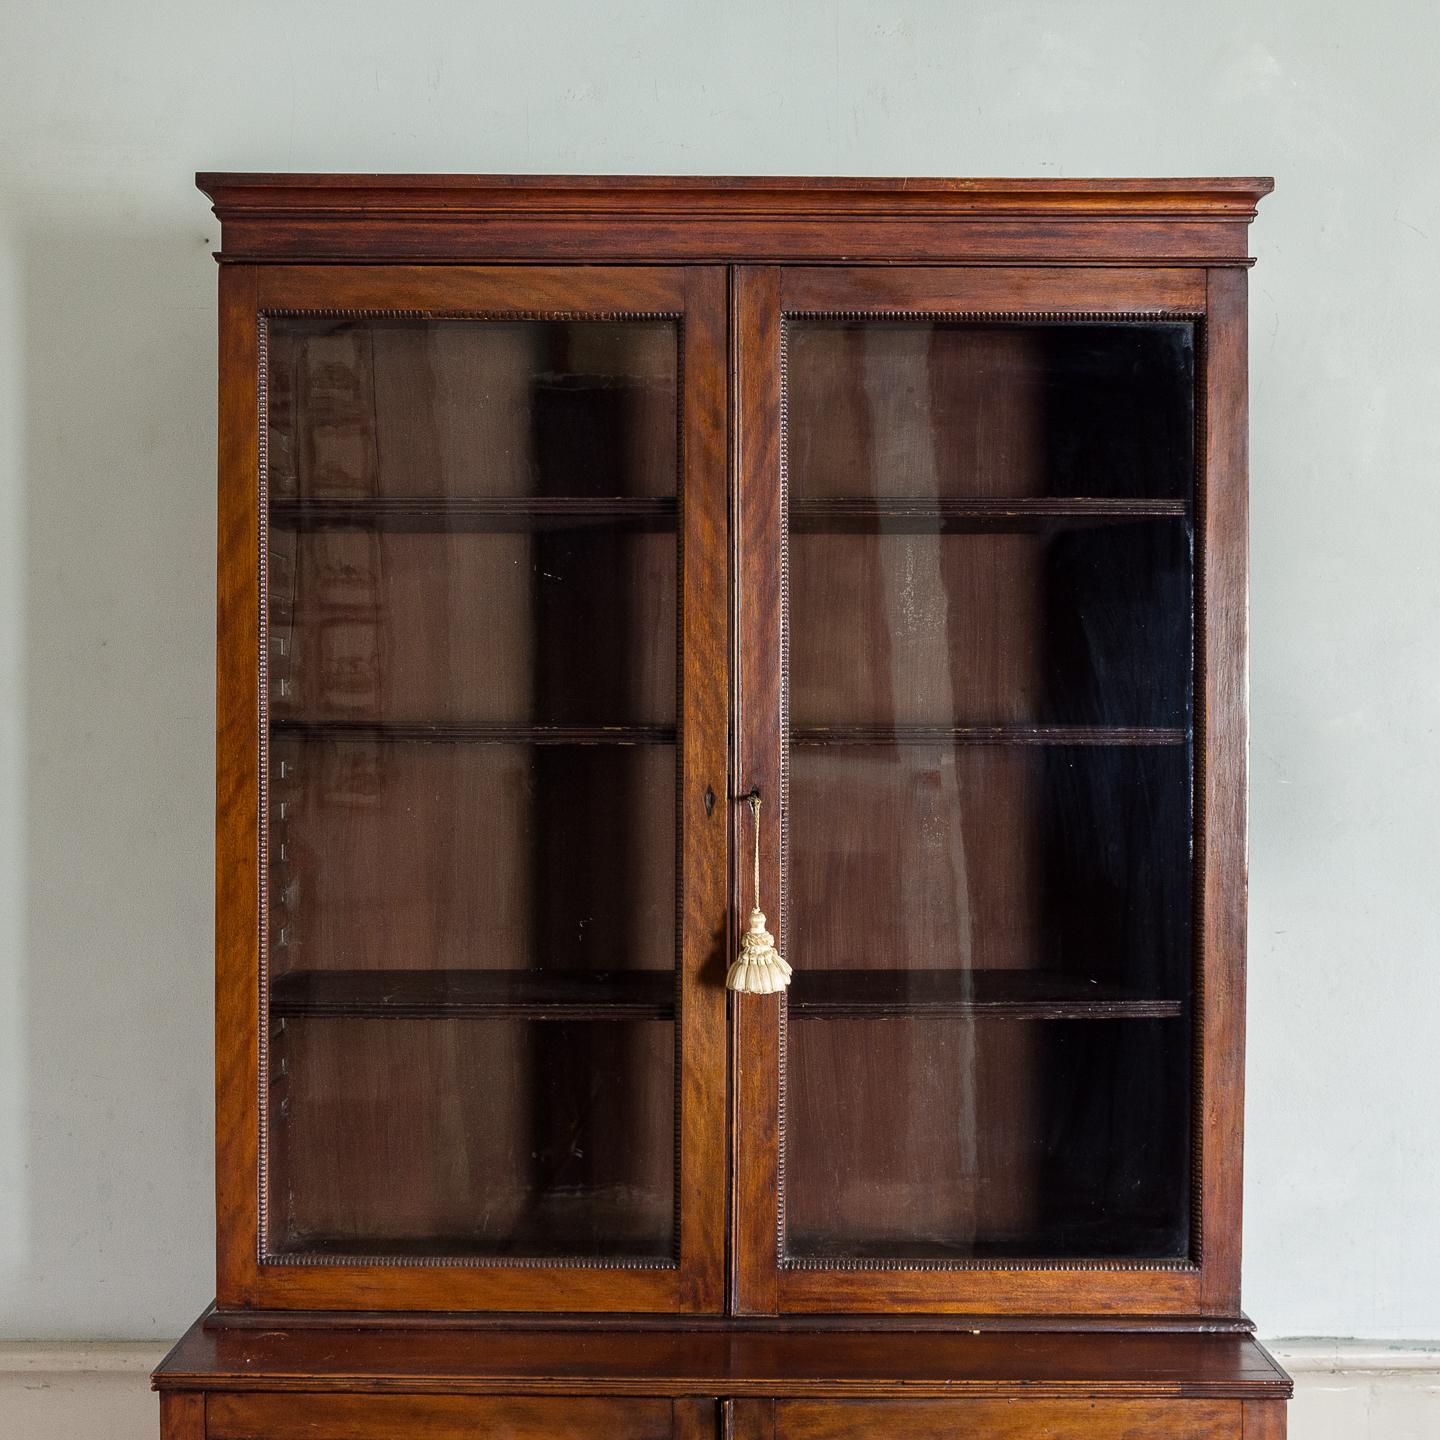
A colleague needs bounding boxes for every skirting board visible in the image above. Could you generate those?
[0,1343,167,1438]
[0,1340,1435,1439]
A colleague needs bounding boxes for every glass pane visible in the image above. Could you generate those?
[268,528,675,726]
[269,1018,674,1260]
[262,316,680,1264]
[787,321,1193,499]
[791,522,1190,729]
[786,1017,1189,1262]
[781,318,1195,1266]
[267,742,676,976]
[267,319,677,499]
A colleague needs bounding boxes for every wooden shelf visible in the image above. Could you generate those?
[790,496,1187,534]
[270,968,675,1022]
[269,968,1180,1022]
[270,720,676,746]
[788,969,1184,1021]
[158,1313,1292,1396]
[274,721,1182,749]
[792,724,1187,747]
[269,496,677,532]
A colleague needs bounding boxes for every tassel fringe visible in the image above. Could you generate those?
[726,907,792,994]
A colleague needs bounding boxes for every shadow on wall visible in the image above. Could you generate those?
[4,189,218,1337]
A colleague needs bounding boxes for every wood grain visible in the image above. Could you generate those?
[270,496,678,531]
[257,264,688,313]
[677,264,731,1312]
[780,266,1207,313]
[245,1262,688,1313]
[791,725,1186,745]
[787,969,1182,1021]
[214,263,262,1309]
[676,1399,719,1440]
[777,1399,1238,1440]
[1198,268,1250,1315]
[159,1392,204,1440]
[270,721,676,744]
[207,1393,673,1440]
[789,497,1188,532]
[731,266,784,1315]
[1242,1399,1287,1439]
[200,174,1273,205]
[199,176,1274,267]
[268,968,676,1021]
[154,1319,1293,1400]
[204,1306,1260,1332]
[774,1265,1201,1315]
[732,1400,776,1440]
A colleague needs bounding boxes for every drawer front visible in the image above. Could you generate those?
[775,1399,1241,1440]
[206,1394,686,1440]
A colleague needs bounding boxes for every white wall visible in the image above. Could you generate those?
[1,0,1437,1344]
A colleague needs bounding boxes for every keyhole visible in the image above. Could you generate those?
[703,784,716,818]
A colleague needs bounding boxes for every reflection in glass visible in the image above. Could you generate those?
[269,1018,675,1260]
[262,316,680,1263]
[783,319,1196,1265]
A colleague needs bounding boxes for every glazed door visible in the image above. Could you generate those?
[216,265,728,1311]
[731,266,1248,1315]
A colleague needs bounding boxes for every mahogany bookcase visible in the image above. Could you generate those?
[154,174,1288,1440]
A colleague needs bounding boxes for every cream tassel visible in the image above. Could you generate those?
[727,792,792,994]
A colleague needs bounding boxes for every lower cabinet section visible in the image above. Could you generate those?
[771,1398,1269,1439]
[196,1395,691,1440]
[164,1394,1286,1440]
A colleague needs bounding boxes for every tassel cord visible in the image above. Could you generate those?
[750,793,762,911]
[726,790,791,994]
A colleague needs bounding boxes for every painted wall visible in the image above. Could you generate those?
[1,0,1436,1342]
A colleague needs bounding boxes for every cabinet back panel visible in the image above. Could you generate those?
[779,313,1197,1272]
[267,741,677,976]
[267,317,678,501]
[786,321,1194,501]
[789,523,1191,730]
[268,528,676,727]
[785,1014,1191,1262]
[787,746,1192,989]
[255,307,690,1277]
[268,1016,675,1261]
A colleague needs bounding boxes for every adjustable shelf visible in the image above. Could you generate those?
[270,720,676,746]
[269,968,676,1022]
[788,969,1184,1021]
[268,968,1177,1022]
[789,496,1188,534]
[269,495,677,532]
[792,724,1187,747]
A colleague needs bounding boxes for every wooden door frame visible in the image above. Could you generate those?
[214,263,730,1313]
[729,264,1249,1317]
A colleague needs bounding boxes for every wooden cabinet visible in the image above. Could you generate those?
[155,174,1286,1437]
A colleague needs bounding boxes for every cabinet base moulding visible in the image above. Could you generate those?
[149,1320,1296,1438]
